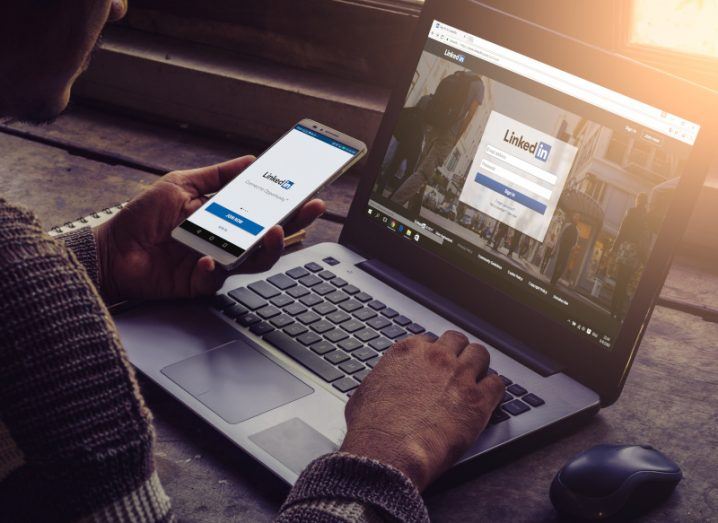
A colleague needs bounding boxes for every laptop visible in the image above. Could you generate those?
[115,0,717,485]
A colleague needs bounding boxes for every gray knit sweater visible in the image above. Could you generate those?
[0,199,429,523]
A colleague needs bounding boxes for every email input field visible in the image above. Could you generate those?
[485,144,558,185]
[479,158,553,200]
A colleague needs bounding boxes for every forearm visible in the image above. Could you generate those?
[0,201,172,522]
[276,453,429,523]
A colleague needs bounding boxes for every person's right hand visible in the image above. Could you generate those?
[340,331,505,491]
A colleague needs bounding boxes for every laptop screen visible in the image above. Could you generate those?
[366,20,700,350]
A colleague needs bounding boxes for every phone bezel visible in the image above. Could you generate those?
[171,118,367,270]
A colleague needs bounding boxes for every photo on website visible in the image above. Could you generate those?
[371,46,693,347]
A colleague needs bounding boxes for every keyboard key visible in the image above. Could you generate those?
[264,331,342,382]
[250,321,274,335]
[267,273,296,290]
[270,314,294,328]
[297,332,322,346]
[487,368,498,375]
[507,384,527,396]
[313,283,335,296]
[314,302,337,316]
[324,329,349,343]
[523,393,545,407]
[501,392,513,403]
[353,346,378,362]
[502,399,530,416]
[333,376,359,393]
[490,409,510,424]
[353,308,377,321]
[223,303,249,319]
[369,337,393,351]
[326,291,349,304]
[270,294,294,307]
[304,262,323,272]
[339,300,362,313]
[229,287,267,310]
[353,368,371,382]
[287,286,310,299]
[341,320,365,333]
[318,270,336,280]
[338,338,363,352]
[327,311,350,324]
[211,294,235,310]
[367,355,382,368]
[284,302,307,316]
[499,375,513,386]
[238,313,261,326]
[368,300,386,311]
[310,340,335,355]
[355,292,372,303]
[299,294,323,307]
[325,350,350,364]
[339,360,365,374]
[343,285,359,295]
[322,256,340,266]
[283,323,308,337]
[299,274,322,287]
[381,308,398,319]
[297,311,321,325]
[381,325,406,339]
[394,315,412,326]
[355,328,379,342]
[249,280,280,299]
[367,317,391,330]
[406,323,425,334]
[311,320,334,334]
[257,305,281,319]
[331,278,348,288]
[286,266,309,279]
[423,332,439,342]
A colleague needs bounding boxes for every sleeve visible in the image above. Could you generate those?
[0,200,174,523]
[276,453,429,523]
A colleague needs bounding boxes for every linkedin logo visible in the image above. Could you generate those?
[535,142,551,162]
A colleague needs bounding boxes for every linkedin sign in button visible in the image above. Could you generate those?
[206,202,264,235]
[474,172,547,215]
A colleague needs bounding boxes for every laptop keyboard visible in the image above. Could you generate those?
[211,257,545,424]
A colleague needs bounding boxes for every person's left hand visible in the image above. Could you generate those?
[94,155,325,303]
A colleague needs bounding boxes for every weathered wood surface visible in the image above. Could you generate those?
[1,108,717,522]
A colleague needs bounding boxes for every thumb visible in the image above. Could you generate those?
[172,155,256,196]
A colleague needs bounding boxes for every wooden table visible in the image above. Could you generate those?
[2,107,717,522]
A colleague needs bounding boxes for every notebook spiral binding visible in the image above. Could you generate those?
[48,202,127,236]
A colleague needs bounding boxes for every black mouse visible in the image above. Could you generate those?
[550,444,682,521]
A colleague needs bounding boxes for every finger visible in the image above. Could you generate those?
[190,256,225,296]
[456,343,490,381]
[236,225,284,273]
[172,155,256,196]
[283,199,326,235]
[475,374,506,415]
[434,330,470,356]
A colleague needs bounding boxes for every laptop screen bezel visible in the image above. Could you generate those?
[340,0,717,405]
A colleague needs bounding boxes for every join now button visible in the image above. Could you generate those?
[205,202,264,235]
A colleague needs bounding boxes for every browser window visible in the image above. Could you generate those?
[368,20,700,349]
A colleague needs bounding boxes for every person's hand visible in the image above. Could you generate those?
[340,331,505,491]
[94,156,325,303]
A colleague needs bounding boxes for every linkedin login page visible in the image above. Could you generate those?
[368,20,699,349]
[182,125,358,256]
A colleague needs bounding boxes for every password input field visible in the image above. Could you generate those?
[479,158,553,200]
[485,144,558,185]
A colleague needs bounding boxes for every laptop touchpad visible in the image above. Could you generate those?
[161,339,313,424]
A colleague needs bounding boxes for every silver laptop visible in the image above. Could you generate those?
[115,1,716,485]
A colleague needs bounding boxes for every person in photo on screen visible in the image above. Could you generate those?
[550,213,581,287]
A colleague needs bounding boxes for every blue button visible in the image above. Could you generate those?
[474,172,547,215]
[205,202,264,235]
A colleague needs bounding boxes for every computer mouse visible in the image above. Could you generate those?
[550,444,682,520]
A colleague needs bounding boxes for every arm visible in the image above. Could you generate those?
[0,199,172,522]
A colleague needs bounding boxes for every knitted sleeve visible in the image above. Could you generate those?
[0,199,173,522]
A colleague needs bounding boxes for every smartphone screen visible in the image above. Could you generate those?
[179,124,361,258]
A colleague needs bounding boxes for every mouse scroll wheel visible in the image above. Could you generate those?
[640,444,654,450]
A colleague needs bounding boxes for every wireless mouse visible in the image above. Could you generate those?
[550,444,682,520]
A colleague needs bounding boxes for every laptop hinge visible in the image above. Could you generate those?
[356,258,563,377]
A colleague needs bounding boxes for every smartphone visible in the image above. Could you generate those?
[171,119,367,270]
